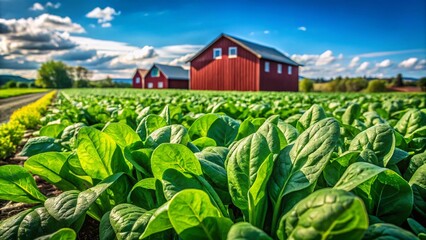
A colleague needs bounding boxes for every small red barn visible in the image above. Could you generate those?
[188,33,302,91]
[132,69,148,88]
[144,63,189,89]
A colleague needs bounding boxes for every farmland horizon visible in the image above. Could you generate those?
[0,0,425,80]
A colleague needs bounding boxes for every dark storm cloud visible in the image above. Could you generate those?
[0,55,39,69]
[55,49,97,61]
[0,22,11,34]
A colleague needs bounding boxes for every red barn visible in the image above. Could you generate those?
[132,69,148,88]
[188,33,302,91]
[144,63,189,89]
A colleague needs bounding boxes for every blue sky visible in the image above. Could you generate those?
[0,0,425,79]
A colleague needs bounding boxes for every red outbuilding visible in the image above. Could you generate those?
[132,69,148,88]
[143,63,189,89]
[188,33,302,91]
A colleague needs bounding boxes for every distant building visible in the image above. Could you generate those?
[142,63,189,89]
[188,33,302,91]
[132,69,148,88]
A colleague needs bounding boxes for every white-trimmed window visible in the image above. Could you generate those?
[147,82,153,89]
[277,64,282,74]
[228,47,237,58]
[135,77,140,83]
[265,61,270,72]
[151,68,160,77]
[213,48,222,59]
[288,66,292,75]
[158,82,163,88]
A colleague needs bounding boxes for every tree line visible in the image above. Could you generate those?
[300,74,426,92]
[34,60,131,88]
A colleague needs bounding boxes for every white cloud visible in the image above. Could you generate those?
[291,50,409,78]
[356,62,370,72]
[0,14,84,55]
[45,2,61,9]
[67,36,201,78]
[249,30,275,36]
[356,49,425,58]
[291,51,352,78]
[70,36,138,56]
[30,2,61,11]
[316,50,335,66]
[156,44,202,58]
[415,59,426,70]
[376,59,392,68]
[30,3,44,11]
[298,26,307,31]
[0,14,86,78]
[86,7,120,27]
[348,56,360,68]
[121,46,157,62]
[398,58,418,69]
[291,49,426,79]
[291,53,318,65]
[169,53,195,66]
[291,50,340,66]
[101,22,111,28]
[35,14,84,33]
[0,14,85,34]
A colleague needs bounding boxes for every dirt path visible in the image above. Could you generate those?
[388,86,422,92]
[0,92,49,123]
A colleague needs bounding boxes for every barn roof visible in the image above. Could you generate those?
[188,33,302,66]
[227,35,302,66]
[154,63,189,80]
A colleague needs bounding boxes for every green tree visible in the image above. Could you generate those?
[367,79,387,92]
[346,78,368,92]
[73,66,92,81]
[73,79,90,88]
[418,77,426,92]
[4,80,17,88]
[35,61,73,88]
[101,76,115,88]
[393,73,404,87]
[299,78,314,92]
[336,79,347,92]
[17,82,29,88]
[72,66,92,88]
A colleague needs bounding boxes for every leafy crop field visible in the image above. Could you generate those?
[0,89,425,239]
[0,88,49,99]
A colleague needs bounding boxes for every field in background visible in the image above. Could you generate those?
[313,82,422,92]
[0,88,49,99]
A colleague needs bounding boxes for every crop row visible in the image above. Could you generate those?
[0,89,425,239]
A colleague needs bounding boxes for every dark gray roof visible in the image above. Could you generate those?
[188,33,302,66]
[225,34,302,66]
[154,63,189,80]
